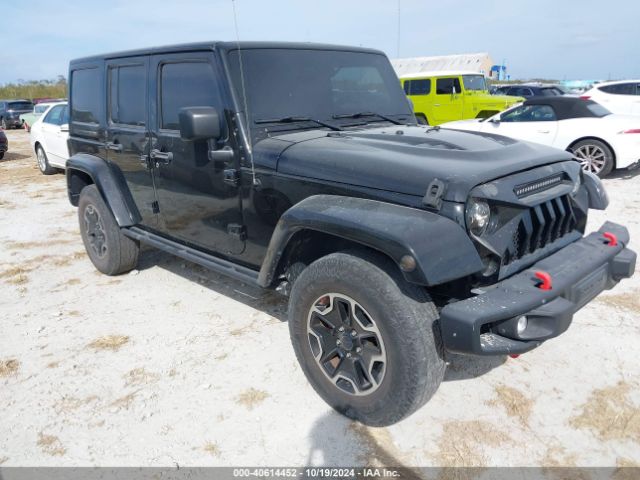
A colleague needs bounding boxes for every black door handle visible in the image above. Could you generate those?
[150,149,173,165]
[105,141,123,152]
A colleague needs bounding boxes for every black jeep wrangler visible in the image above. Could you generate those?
[66,42,635,426]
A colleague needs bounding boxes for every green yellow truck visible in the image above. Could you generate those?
[400,71,522,125]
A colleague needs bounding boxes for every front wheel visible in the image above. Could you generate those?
[288,251,445,426]
[571,139,614,178]
[78,185,139,275]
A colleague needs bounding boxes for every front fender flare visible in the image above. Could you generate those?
[258,195,484,287]
[66,154,141,227]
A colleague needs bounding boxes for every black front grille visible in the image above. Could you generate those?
[503,195,577,265]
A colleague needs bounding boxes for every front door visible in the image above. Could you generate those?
[488,104,559,146]
[40,104,69,165]
[433,77,463,124]
[105,56,157,226]
[149,53,244,255]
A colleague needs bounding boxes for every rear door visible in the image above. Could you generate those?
[149,52,244,255]
[433,77,463,123]
[105,56,157,226]
[598,83,636,114]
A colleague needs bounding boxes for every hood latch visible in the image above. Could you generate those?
[423,178,446,210]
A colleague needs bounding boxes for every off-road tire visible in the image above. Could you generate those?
[0,152,4,160]
[415,113,429,125]
[36,146,57,175]
[78,185,139,275]
[288,250,445,426]
[571,138,614,178]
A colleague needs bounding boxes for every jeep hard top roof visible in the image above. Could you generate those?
[400,70,483,79]
[70,41,384,65]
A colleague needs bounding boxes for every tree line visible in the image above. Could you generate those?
[0,76,67,100]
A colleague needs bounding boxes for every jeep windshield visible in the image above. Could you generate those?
[462,75,488,92]
[227,48,413,135]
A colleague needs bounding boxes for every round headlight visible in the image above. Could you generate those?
[516,315,528,335]
[466,199,491,236]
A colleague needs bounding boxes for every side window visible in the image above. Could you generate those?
[501,105,556,122]
[71,67,101,124]
[513,87,533,97]
[436,77,461,95]
[43,105,65,125]
[160,62,220,130]
[405,79,430,95]
[599,83,635,95]
[109,64,146,126]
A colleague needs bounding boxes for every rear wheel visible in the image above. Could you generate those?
[36,146,57,175]
[571,139,614,178]
[288,251,445,426]
[78,185,139,275]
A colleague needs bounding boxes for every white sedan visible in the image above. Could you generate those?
[442,97,640,177]
[581,80,640,115]
[29,102,69,175]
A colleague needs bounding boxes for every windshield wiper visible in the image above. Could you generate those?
[255,116,342,131]
[332,111,404,125]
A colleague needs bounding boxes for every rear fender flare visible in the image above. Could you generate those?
[66,153,141,227]
[258,195,484,287]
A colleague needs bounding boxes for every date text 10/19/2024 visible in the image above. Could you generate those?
[233,468,402,478]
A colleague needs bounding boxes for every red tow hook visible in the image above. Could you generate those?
[603,231,618,247]
[534,270,553,290]
[509,354,520,359]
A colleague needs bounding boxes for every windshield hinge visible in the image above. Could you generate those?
[227,223,247,241]
[223,168,240,187]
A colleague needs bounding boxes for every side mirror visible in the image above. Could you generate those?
[60,124,69,132]
[178,106,221,141]
[489,116,501,124]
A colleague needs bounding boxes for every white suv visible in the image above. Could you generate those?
[582,80,640,115]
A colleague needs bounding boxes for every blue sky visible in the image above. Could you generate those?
[1,0,638,84]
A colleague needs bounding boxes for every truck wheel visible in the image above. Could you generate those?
[415,113,429,125]
[78,185,139,275]
[36,146,57,175]
[571,139,614,178]
[288,251,445,426]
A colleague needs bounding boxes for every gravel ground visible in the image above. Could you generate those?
[1,128,639,468]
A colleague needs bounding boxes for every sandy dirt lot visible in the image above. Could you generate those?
[1,128,639,469]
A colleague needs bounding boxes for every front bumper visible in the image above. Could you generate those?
[440,221,635,355]
[4,117,23,128]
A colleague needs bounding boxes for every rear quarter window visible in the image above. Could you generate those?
[71,67,101,124]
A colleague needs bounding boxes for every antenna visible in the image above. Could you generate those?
[231,0,258,186]
[396,0,401,58]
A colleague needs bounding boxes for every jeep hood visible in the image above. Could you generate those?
[258,125,572,203]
